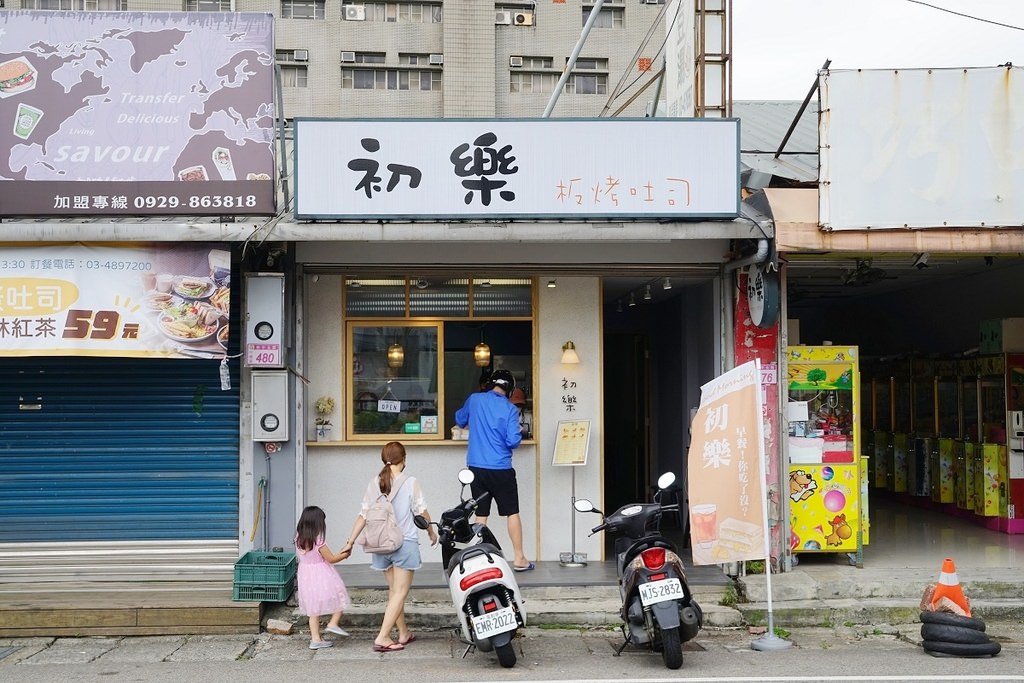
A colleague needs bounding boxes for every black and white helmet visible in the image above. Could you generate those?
[487,369,515,395]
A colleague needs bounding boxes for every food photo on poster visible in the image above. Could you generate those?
[0,244,230,360]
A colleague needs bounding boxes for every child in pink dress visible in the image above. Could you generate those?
[295,505,352,649]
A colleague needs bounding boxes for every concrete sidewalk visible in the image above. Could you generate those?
[264,560,1024,634]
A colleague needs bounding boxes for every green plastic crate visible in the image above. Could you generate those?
[233,578,294,602]
[233,551,296,585]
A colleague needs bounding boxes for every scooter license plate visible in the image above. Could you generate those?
[471,605,518,639]
[639,578,683,606]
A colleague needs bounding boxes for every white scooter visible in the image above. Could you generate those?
[415,468,527,668]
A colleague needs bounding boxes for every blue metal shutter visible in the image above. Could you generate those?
[0,357,239,542]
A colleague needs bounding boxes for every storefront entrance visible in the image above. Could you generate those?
[601,275,721,552]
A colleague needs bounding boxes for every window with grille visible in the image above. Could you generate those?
[342,68,442,91]
[184,0,231,11]
[362,2,442,23]
[520,57,553,70]
[565,58,608,95]
[29,0,127,9]
[279,64,308,87]
[343,276,533,441]
[584,6,624,28]
[282,0,325,20]
[510,71,558,94]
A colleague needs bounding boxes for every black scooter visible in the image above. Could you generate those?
[414,469,526,668]
[573,472,702,670]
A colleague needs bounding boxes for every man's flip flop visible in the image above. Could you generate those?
[513,561,535,572]
[373,642,405,653]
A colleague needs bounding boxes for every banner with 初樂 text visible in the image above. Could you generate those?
[687,360,769,566]
[0,244,230,359]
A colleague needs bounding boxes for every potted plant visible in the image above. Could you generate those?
[314,395,335,441]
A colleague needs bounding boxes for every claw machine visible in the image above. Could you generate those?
[910,358,936,498]
[933,359,959,505]
[862,357,891,491]
[1009,354,1024,531]
[959,357,980,513]
[977,355,1007,522]
[874,361,894,491]
[786,345,865,564]
[891,358,912,495]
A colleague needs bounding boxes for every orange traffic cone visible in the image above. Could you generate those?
[930,557,971,616]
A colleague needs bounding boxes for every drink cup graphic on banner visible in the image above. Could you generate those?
[691,504,717,548]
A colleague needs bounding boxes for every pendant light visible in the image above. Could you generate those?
[386,343,405,368]
[473,326,491,367]
[474,341,491,367]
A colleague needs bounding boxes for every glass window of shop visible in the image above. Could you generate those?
[345,276,533,441]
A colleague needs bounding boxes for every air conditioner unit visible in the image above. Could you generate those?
[642,0,662,4]
[495,10,512,25]
[513,11,534,26]
[344,4,365,21]
[429,53,444,65]
[509,56,523,68]
[341,51,356,63]
[293,49,308,62]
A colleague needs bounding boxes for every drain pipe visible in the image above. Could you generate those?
[723,238,770,272]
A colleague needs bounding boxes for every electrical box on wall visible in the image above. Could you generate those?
[245,273,285,368]
[252,370,289,441]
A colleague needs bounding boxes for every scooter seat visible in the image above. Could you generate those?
[445,542,504,577]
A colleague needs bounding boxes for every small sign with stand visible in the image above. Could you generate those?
[553,419,590,567]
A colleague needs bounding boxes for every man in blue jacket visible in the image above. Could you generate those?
[454,368,534,571]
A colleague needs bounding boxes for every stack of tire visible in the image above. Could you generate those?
[920,611,1001,657]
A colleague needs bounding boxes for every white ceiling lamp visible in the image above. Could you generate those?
[644,284,652,300]
[663,277,672,290]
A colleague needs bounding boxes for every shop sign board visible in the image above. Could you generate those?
[0,11,276,217]
[294,118,740,220]
[686,360,770,566]
[663,0,696,118]
[820,65,1024,231]
[0,244,230,360]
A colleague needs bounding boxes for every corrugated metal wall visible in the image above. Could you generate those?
[0,357,240,543]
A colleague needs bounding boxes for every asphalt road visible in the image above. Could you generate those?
[2,624,1023,683]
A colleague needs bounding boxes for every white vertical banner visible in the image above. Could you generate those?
[687,360,769,566]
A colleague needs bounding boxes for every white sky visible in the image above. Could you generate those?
[731,0,1024,100]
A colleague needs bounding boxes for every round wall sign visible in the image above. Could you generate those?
[747,265,781,328]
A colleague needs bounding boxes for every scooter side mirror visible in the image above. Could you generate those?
[413,514,430,530]
[656,471,676,490]
[573,498,600,514]
[457,468,475,485]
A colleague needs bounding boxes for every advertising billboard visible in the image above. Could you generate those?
[0,11,276,217]
[0,244,231,360]
[294,118,739,220]
[820,65,1024,231]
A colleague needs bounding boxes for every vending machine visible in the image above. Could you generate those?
[786,346,866,561]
